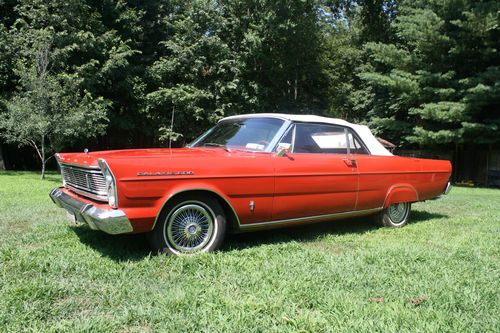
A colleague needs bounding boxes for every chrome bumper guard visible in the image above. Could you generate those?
[444,181,452,195]
[49,187,133,235]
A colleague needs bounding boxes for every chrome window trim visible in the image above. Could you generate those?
[273,121,372,155]
[271,122,295,153]
[346,128,370,155]
[187,127,214,148]
[265,119,292,152]
[344,127,350,155]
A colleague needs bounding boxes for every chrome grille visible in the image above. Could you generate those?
[60,164,108,201]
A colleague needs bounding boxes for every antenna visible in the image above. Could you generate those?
[169,105,175,149]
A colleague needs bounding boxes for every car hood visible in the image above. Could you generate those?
[56,147,259,168]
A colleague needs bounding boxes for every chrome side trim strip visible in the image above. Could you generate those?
[238,207,382,231]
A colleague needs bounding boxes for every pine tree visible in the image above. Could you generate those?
[359,0,500,146]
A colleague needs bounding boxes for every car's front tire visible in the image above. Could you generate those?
[148,194,226,255]
[376,202,411,228]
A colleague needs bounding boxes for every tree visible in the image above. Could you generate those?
[145,0,327,144]
[0,0,498,174]
[358,0,500,146]
[145,0,236,144]
[0,34,109,179]
[319,0,396,121]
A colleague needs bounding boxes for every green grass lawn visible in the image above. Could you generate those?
[0,172,499,332]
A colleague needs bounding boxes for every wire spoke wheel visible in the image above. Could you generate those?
[165,203,215,253]
[387,202,410,225]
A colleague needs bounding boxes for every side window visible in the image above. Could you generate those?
[293,123,348,154]
[347,131,369,155]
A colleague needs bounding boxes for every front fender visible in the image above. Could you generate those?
[151,182,240,230]
[164,182,233,205]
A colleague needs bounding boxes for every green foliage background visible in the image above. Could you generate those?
[0,0,498,154]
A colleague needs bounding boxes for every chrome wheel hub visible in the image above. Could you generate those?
[166,203,215,253]
[387,202,409,224]
[187,224,199,235]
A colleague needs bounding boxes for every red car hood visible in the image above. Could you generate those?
[57,148,255,168]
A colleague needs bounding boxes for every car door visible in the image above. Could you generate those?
[272,122,359,221]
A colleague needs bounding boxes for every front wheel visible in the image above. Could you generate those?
[148,195,226,255]
[376,202,411,228]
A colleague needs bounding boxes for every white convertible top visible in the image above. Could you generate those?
[221,113,393,156]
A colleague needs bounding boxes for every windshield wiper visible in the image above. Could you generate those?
[203,143,231,152]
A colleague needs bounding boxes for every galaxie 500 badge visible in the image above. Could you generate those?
[137,171,194,176]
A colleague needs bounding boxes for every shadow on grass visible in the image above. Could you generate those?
[411,210,447,223]
[222,209,448,252]
[72,226,152,262]
[224,209,447,252]
[71,209,448,261]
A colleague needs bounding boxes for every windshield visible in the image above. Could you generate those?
[191,117,285,151]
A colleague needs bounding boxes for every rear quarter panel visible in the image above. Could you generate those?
[354,155,451,210]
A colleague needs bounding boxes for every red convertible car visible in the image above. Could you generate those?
[50,114,452,255]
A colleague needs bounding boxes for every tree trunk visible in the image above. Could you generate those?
[294,58,298,101]
[40,135,46,180]
[41,161,46,180]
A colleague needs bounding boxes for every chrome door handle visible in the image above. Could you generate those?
[343,158,357,167]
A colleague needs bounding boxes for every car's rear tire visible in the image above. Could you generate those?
[376,202,411,228]
[148,194,226,255]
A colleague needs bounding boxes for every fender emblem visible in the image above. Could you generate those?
[137,171,194,176]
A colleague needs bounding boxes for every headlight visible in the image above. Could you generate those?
[98,159,118,209]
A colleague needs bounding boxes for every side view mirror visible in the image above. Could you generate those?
[276,148,289,157]
[276,143,293,159]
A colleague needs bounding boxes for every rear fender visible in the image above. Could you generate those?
[383,185,419,208]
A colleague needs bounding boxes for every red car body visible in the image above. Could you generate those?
[50,114,452,254]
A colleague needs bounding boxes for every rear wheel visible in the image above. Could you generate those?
[148,194,226,255]
[376,202,411,228]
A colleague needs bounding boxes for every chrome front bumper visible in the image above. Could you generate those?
[49,187,133,235]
